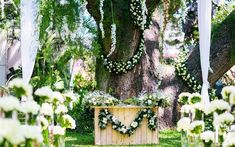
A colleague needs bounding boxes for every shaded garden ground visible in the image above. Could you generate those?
[65,129,180,147]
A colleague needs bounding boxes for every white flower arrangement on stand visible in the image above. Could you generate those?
[0,79,43,147]
[177,86,235,146]
[0,78,77,147]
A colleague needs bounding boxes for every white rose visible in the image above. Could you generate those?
[53,126,65,135]
[52,92,65,103]
[200,131,215,143]
[0,96,20,112]
[180,105,192,114]
[62,114,76,129]
[177,117,191,132]
[8,78,33,97]
[20,100,40,114]
[55,104,68,114]
[40,103,53,117]
[223,132,235,147]
[213,112,234,127]
[21,125,43,143]
[35,86,53,100]
[0,118,25,145]
[38,116,49,130]
[54,81,64,90]
[131,122,138,128]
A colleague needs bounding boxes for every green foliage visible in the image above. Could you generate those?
[31,0,98,90]
[212,5,235,37]
[39,0,81,40]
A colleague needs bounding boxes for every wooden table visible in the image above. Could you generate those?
[93,106,159,145]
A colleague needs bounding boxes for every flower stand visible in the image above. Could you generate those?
[93,106,159,145]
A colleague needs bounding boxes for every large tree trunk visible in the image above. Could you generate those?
[86,0,235,128]
[86,0,160,99]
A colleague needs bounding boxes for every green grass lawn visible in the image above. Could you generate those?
[65,130,181,147]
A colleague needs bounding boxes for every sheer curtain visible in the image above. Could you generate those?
[20,0,39,83]
[198,0,212,106]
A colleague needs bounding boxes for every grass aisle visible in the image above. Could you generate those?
[65,130,180,147]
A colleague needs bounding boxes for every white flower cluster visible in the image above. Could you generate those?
[200,131,215,143]
[130,0,148,30]
[223,132,235,147]
[37,88,77,138]
[178,92,191,105]
[8,78,33,98]
[0,96,20,112]
[99,0,105,38]
[177,87,235,146]
[213,112,234,127]
[188,120,205,135]
[178,92,203,118]
[102,38,145,74]
[1,78,77,146]
[177,117,191,132]
[207,100,230,114]
[0,79,43,146]
[0,119,43,145]
[107,23,116,57]
[35,86,53,100]
[175,51,201,91]
[62,114,76,129]
[221,86,235,105]
[85,90,120,106]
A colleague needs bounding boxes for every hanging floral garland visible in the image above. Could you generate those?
[175,50,202,92]
[101,37,144,74]
[99,0,148,74]
[98,108,157,136]
[175,50,218,100]
[130,0,148,30]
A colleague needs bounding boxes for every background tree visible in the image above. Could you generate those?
[86,0,235,127]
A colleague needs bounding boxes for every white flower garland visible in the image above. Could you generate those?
[175,50,201,92]
[99,108,157,135]
[99,0,105,38]
[130,0,148,30]
[107,23,116,57]
[102,38,145,74]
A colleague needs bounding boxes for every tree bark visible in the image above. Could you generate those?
[187,10,235,86]
[86,0,159,99]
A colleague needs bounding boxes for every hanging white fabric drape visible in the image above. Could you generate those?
[20,0,39,83]
[198,0,212,106]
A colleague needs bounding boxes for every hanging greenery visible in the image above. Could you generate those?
[98,108,157,136]
[99,0,148,74]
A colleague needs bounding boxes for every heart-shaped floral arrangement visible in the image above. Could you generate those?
[98,108,158,136]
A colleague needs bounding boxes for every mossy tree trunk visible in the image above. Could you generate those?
[86,0,160,99]
[86,0,235,128]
